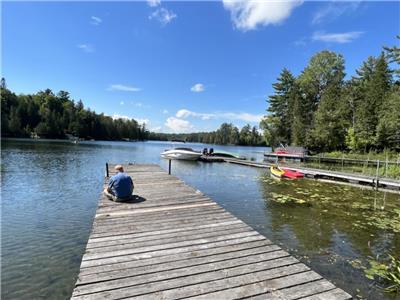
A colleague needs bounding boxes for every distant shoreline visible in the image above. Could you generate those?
[1,137,269,148]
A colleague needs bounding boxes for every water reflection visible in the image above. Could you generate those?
[258,174,399,299]
[1,139,399,299]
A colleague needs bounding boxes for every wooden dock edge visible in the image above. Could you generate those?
[70,163,352,300]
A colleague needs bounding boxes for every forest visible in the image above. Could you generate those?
[148,123,264,146]
[260,39,399,153]
[1,38,399,150]
[1,84,149,141]
[0,80,263,146]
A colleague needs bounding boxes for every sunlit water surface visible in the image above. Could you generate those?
[1,139,399,299]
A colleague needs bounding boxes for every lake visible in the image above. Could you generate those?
[1,139,399,299]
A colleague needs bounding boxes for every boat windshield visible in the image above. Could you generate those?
[174,147,195,151]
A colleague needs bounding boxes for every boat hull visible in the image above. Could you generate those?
[270,166,285,178]
[161,150,201,161]
[282,168,304,179]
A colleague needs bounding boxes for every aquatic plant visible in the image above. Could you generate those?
[269,192,310,205]
[365,255,400,294]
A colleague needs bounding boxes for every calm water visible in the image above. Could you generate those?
[1,139,399,299]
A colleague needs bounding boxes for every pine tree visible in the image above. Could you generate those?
[376,87,400,149]
[354,53,392,150]
[266,68,295,145]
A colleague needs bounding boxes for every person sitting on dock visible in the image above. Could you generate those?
[104,165,134,202]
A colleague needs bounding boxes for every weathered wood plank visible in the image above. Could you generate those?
[87,220,243,243]
[85,227,254,255]
[93,207,226,225]
[245,279,337,300]
[95,202,217,218]
[300,288,353,300]
[77,245,283,285]
[80,235,266,268]
[78,240,276,277]
[168,270,321,300]
[92,212,237,232]
[73,259,305,299]
[70,164,351,300]
[96,197,213,214]
[82,231,259,261]
[74,251,295,295]
[90,216,240,237]
[86,223,248,249]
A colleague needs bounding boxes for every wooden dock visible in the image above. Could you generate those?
[201,156,400,191]
[71,164,351,300]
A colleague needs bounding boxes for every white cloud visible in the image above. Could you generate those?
[151,126,162,132]
[190,83,205,93]
[222,0,302,31]
[136,118,150,125]
[112,114,130,120]
[176,109,214,120]
[312,31,364,44]
[90,16,102,25]
[165,117,194,133]
[107,84,141,92]
[175,109,263,123]
[147,0,161,7]
[111,114,149,126]
[162,109,169,114]
[77,44,94,53]
[149,7,177,25]
[312,2,361,25]
[120,101,124,105]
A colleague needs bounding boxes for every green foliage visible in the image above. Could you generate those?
[365,255,400,294]
[384,35,400,80]
[150,123,263,146]
[266,68,295,145]
[376,86,400,150]
[0,84,149,141]
[261,37,398,153]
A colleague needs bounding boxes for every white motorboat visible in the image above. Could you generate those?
[160,147,202,161]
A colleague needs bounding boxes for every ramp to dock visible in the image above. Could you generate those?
[71,164,351,300]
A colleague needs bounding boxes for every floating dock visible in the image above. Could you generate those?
[201,156,400,191]
[71,164,351,299]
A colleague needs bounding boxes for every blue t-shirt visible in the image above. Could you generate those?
[108,172,133,198]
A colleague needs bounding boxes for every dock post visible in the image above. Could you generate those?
[375,160,380,189]
[168,159,172,175]
[341,154,344,171]
[105,162,109,177]
[385,155,388,177]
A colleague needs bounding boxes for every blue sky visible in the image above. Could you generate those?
[2,1,399,133]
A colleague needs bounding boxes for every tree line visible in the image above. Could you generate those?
[149,123,264,146]
[0,82,263,146]
[260,38,400,153]
[1,83,149,140]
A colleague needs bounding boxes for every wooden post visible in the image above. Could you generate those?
[385,155,388,177]
[341,154,344,172]
[363,156,369,175]
[375,160,380,189]
[168,159,172,175]
[105,162,109,177]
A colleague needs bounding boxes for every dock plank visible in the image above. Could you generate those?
[70,164,351,299]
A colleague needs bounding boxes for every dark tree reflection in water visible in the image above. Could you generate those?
[1,139,399,299]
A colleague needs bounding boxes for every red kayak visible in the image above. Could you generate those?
[282,168,304,179]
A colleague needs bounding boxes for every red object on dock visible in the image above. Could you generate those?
[282,168,305,179]
[273,150,289,155]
